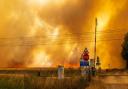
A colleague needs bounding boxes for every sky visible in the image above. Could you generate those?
[0,0,128,68]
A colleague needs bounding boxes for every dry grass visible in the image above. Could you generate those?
[0,75,24,89]
[0,69,127,89]
[0,74,89,89]
[24,76,89,89]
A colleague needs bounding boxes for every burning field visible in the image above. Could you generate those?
[0,0,128,69]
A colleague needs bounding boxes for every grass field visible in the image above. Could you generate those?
[0,68,88,89]
[0,68,127,89]
[0,74,89,89]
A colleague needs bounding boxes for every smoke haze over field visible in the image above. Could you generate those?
[0,0,128,68]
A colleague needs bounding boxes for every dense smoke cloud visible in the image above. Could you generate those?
[0,0,128,68]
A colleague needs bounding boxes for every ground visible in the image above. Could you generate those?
[87,70,128,89]
[0,68,127,89]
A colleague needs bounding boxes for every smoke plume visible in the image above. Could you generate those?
[0,0,128,68]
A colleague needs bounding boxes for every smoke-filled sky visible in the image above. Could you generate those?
[0,0,128,68]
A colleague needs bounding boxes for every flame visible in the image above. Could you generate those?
[30,48,52,67]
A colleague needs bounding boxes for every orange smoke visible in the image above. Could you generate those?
[0,0,127,69]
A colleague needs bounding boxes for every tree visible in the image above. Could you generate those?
[121,32,128,68]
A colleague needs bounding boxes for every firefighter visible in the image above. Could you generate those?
[82,48,89,61]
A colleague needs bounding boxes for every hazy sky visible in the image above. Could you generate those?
[0,0,128,68]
